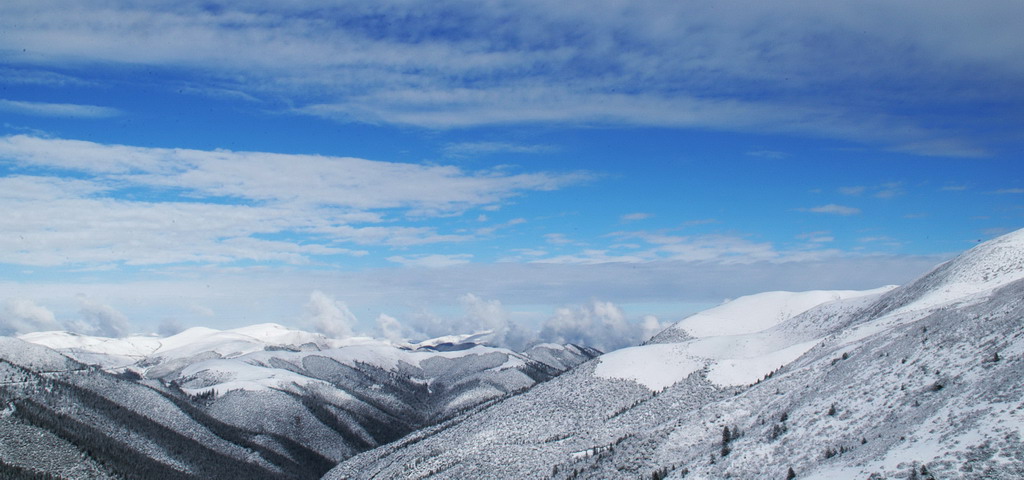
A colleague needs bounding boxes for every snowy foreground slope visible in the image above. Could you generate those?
[327,229,1024,479]
[3,325,596,479]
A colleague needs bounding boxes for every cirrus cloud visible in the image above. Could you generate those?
[2,0,1019,155]
[0,135,590,267]
[799,204,862,216]
[0,99,122,118]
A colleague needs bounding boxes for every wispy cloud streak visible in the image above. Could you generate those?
[0,135,589,266]
[1,1,1019,155]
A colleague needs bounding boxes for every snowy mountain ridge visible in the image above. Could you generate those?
[327,228,1024,480]
[3,321,598,479]
[3,229,1023,479]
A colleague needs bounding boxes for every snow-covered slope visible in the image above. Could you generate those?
[9,323,597,479]
[667,288,894,339]
[327,228,1024,480]
[597,287,894,390]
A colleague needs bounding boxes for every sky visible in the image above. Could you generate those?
[0,0,1021,350]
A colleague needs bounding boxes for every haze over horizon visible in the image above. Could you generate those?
[0,1,1021,349]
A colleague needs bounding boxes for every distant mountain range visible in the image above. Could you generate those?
[2,323,597,478]
[4,228,1024,479]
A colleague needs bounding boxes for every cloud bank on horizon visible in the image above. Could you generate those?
[0,0,1021,346]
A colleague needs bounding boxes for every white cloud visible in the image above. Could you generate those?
[187,304,216,318]
[621,212,652,222]
[1,1,1015,154]
[746,150,789,159]
[800,204,862,216]
[475,217,528,236]
[536,249,651,265]
[375,313,406,343]
[0,250,948,341]
[401,293,534,350]
[458,293,511,343]
[442,142,554,157]
[640,315,668,342]
[0,298,61,335]
[797,231,835,243]
[538,300,641,352]
[858,236,903,247]
[544,233,573,245]
[873,183,904,199]
[0,67,94,87]
[387,254,473,268]
[305,290,356,339]
[841,183,904,198]
[0,136,588,266]
[157,318,185,336]
[0,135,590,212]
[76,297,132,337]
[0,99,121,118]
[599,232,806,264]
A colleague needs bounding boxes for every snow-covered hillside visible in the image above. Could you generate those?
[5,229,1023,479]
[5,323,596,479]
[327,228,1024,479]
[595,287,894,390]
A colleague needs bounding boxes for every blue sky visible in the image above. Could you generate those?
[0,0,1021,347]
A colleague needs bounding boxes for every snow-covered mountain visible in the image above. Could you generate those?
[2,323,597,479]
[4,229,1023,479]
[327,229,1024,479]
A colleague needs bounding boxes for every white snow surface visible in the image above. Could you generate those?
[889,228,1024,315]
[594,343,703,391]
[178,358,333,396]
[18,331,162,357]
[705,339,819,386]
[671,287,894,338]
[19,322,549,397]
[326,228,1024,480]
[596,288,890,390]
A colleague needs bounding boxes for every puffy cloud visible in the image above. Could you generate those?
[76,297,132,337]
[306,290,357,339]
[375,314,406,343]
[640,315,669,342]
[0,298,61,336]
[458,293,538,350]
[398,293,536,350]
[538,300,643,353]
[0,251,945,342]
[368,296,663,352]
[157,318,185,336]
